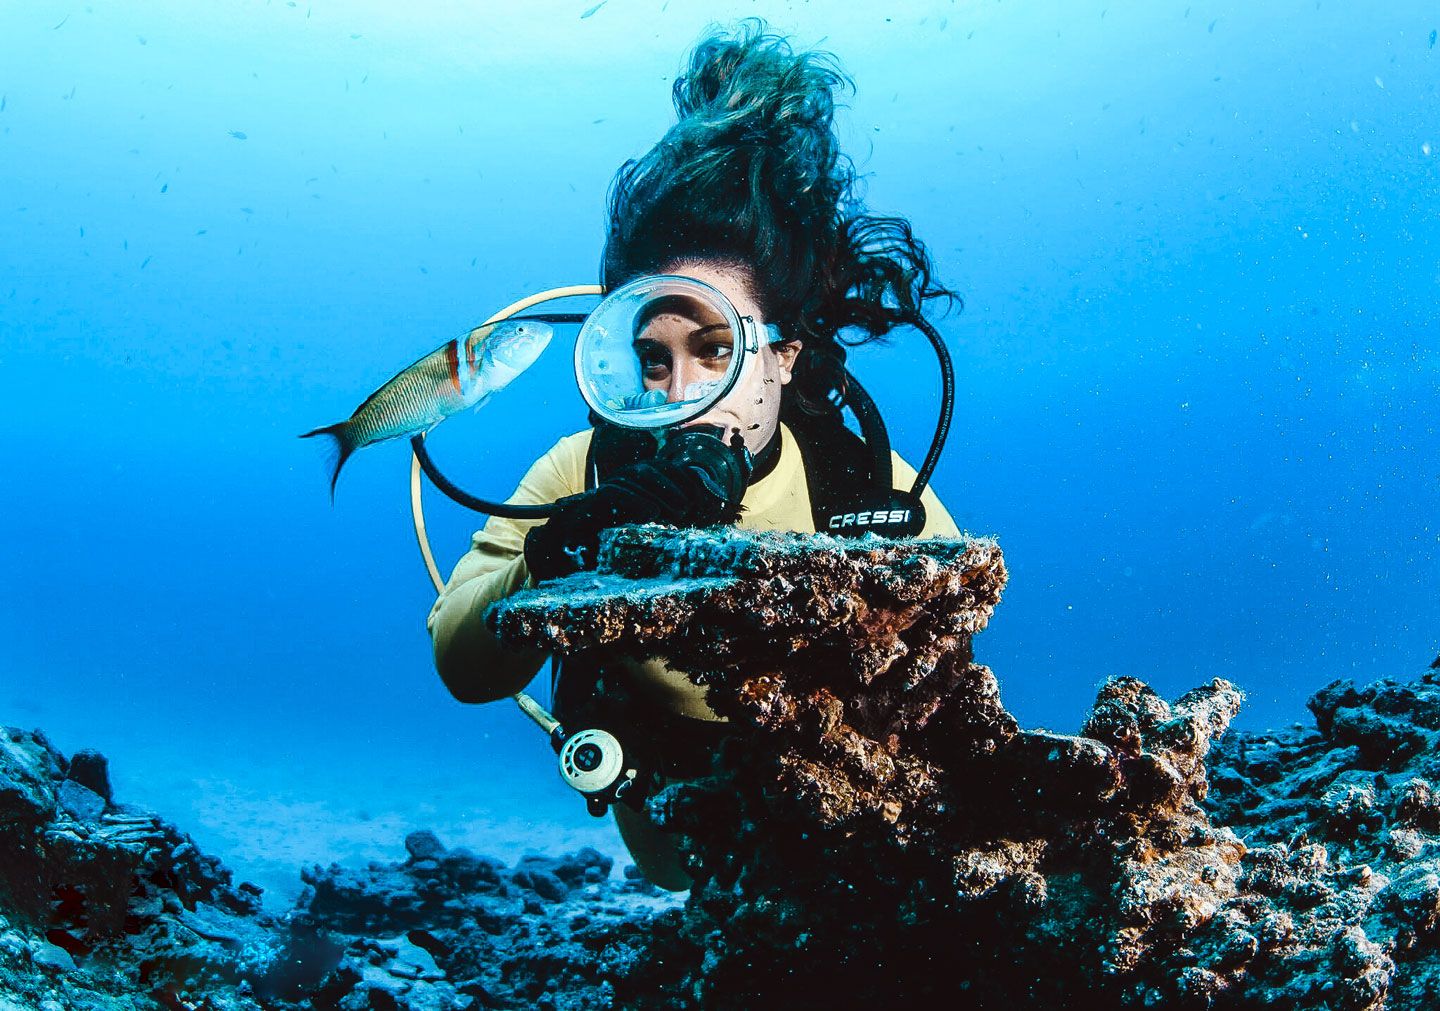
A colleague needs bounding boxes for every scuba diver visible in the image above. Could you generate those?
[426,22,961,891]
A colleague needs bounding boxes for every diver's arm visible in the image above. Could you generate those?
[427,433,589,703]
[890,452,962,538]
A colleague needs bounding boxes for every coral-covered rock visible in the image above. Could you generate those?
[494,525,1436,1008]
[494,528,1259,1007]
[1209,669,1440,1008]
[0,730,283,1010]
[0,726,665,1010]
[65,749,113,804]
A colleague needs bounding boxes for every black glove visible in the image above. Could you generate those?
[524,427,751,582]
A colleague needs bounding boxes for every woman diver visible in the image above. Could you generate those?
[426,22,960,891]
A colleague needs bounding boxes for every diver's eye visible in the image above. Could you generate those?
[638,346,671,379]
[699,342,733,367]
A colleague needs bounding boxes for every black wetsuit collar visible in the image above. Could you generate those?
[748,430,782,485]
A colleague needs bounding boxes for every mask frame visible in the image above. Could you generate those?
[573,273,777,432]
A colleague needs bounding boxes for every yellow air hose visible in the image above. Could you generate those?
[412,284,603,594]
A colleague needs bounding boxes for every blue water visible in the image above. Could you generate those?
[2,0,1436,901]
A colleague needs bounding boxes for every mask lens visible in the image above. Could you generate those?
[575,275,747,430]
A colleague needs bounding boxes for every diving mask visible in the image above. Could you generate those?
[574,274,782,431]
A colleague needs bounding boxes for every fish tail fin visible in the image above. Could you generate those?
[299,422,356,501]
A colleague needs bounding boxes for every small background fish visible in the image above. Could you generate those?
[301,318,552,496]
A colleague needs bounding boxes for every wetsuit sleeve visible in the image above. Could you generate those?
[890,452,962,538]
[427,433,589,703]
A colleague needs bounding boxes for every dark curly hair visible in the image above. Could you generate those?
[601,20,959,421]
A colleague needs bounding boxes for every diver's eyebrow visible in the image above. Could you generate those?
[630,324,729,346]
[688,323,730,340]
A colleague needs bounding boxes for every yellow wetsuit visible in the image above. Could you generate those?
[427,422,960,886]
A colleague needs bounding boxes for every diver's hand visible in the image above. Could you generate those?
[524,446,742,582]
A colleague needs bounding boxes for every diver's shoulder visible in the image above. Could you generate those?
[538,429,593,494]
[551,428,595,458]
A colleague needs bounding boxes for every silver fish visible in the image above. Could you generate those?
[302,318,553,495]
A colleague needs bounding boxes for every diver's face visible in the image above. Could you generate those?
[638,260,801,456]
[634,296,735,402]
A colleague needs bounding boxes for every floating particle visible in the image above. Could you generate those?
[581,1,606,17]
[79,227,84,237]
[1208,19,1217,32]
[1375,76,1385,89]
[240,207,254,214]
[160,183,168,193]
[140,256,151,269]
[1424,142,1433,156]
[196,229,207,235]
[137,35,147,44]
[229,130,248,140]
[350,33,362,39]
[1431,29,1437,48]
[52,14,68,29]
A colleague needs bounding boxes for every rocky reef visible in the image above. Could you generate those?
[493,527,1250,1007]
[492,526,1440,1009]
[0,726,669,1010]
[4,523,1440,1008]
[1207,672,1440,1009]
